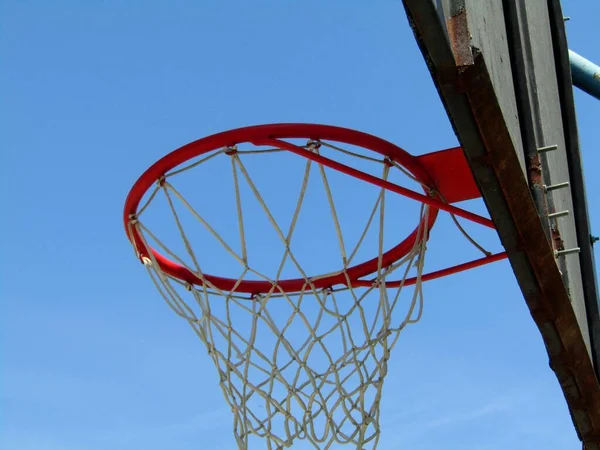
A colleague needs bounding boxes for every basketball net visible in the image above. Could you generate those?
[127,138,483,449]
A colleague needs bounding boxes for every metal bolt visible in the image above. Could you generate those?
[555,247,580,257]
[537,145,559,153]
[543,182,570,192]
[548,210,570,219]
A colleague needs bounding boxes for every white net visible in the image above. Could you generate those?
[127,140,434,449]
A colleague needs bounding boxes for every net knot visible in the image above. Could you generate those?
[306,139,322,151]
[225,145,238,155]
[372,275,386,288]
[426,186,438,197]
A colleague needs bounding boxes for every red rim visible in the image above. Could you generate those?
[124,123,440,294]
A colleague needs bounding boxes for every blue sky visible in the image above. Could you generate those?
[1,1,598,449]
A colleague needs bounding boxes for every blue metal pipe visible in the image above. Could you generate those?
[569,50,600,101]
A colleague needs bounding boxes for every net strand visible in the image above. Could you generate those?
[231,154,249,265]
[315,147,348,267]
[233,155,310,281]
[386,158,491,256]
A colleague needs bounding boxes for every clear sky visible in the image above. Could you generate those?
[1,1,598,449]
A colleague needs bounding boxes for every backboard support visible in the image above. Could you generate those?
[400,0,600,447]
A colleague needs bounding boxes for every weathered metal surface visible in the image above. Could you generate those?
[446,10,473,67]
[444,0,527,173]
[548,0,600,395]
[502,0,590,357]
[460,53,600,448]
[400,0,600,447]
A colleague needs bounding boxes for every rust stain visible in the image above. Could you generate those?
[552,226,565,251]
[446,10,474,67]
[528,154,544,187]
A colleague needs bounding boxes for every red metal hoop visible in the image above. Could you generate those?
[124,123,500,294]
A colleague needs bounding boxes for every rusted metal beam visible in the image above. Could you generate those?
[459,54,600,447]
[400,0,600,447]
[548,0,600,392]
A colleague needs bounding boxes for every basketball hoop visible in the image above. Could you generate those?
[123,124,506,449]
